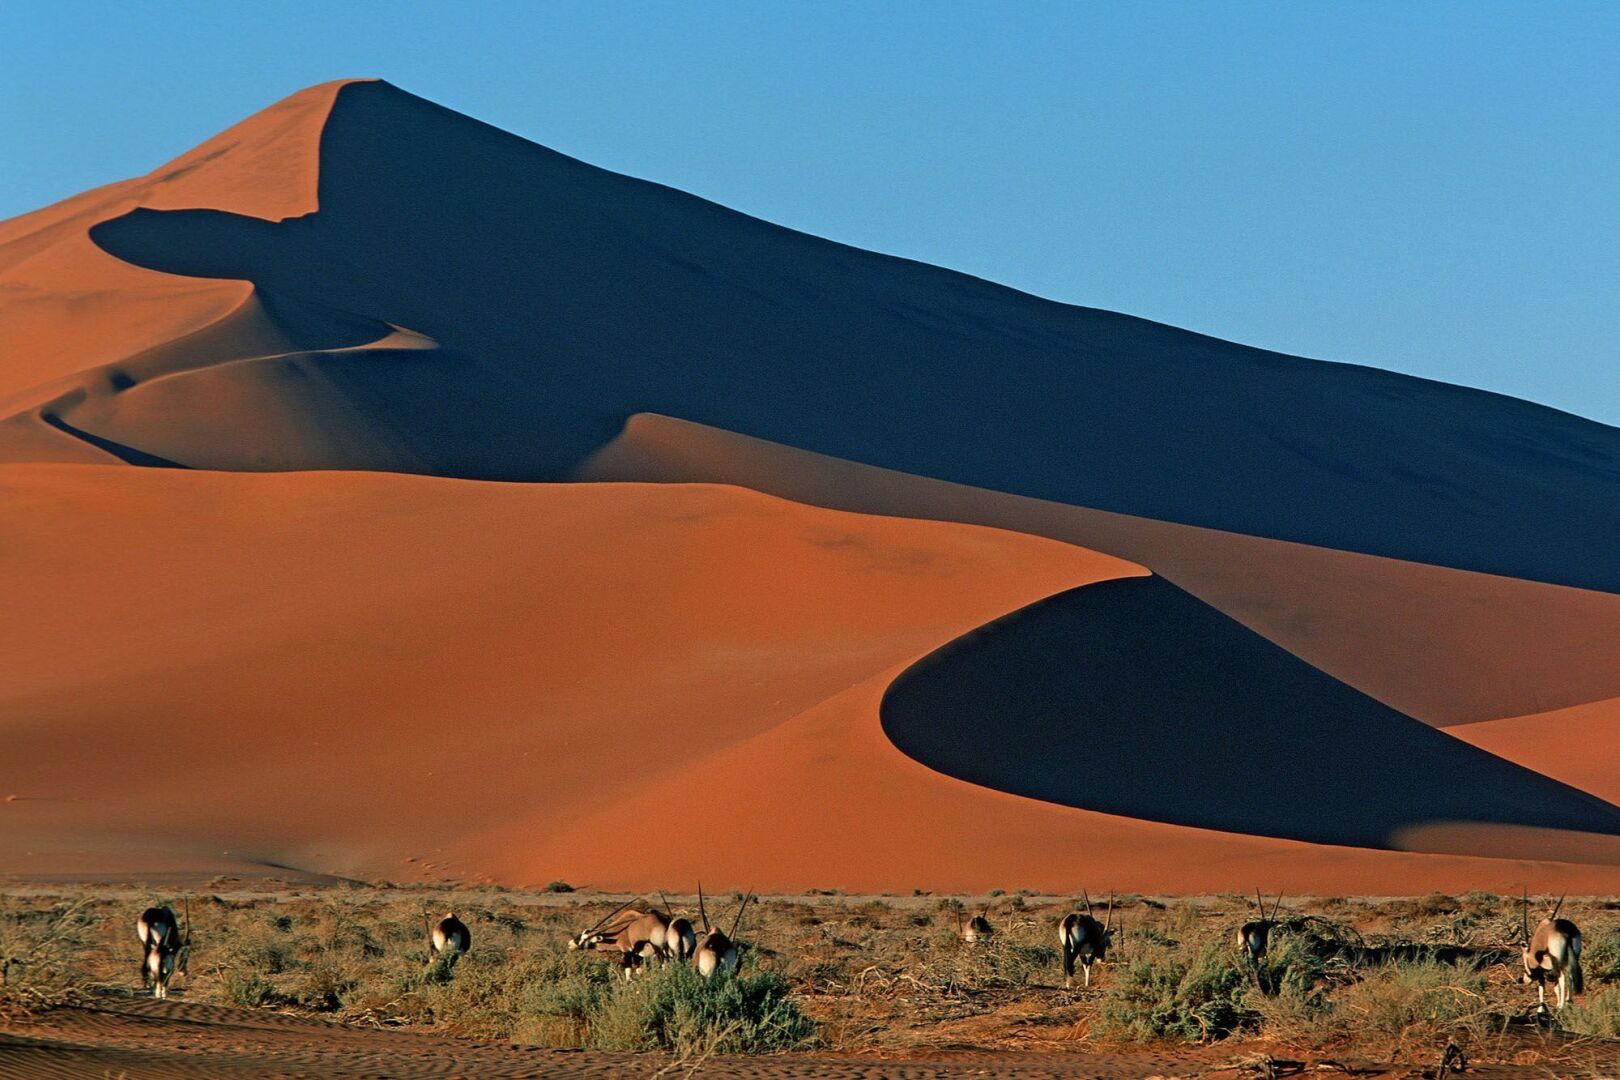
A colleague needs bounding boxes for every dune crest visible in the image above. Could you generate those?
[13,78,1614,591]
[2,80,1618,890]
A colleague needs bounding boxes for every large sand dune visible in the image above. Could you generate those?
[2,79,1618,891]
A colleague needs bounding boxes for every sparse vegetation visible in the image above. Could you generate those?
[0,887,1614,1072]
[1097,940,1255,1042]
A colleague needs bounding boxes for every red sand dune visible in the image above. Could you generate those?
[2,79,1618,892]
[3,466,1615,893]
[1451,698,1620,806]
[581,414,1620,728]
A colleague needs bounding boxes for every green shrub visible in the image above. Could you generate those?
[1579,929,1619,985]
[1330,960,1488,1044]
[1097,941,1256,1042]
[586,962,814,1054]
[221,969,281,1007]
[1562,986,1620,1039]
[294,962,355,1011]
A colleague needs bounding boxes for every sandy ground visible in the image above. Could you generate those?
[0,998,1603,1079]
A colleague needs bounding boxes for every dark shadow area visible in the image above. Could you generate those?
[39,411,187,468]
[89,80,1620,591]
[880,576,1620,849]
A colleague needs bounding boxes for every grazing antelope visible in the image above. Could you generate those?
[1059,892,1115,988]
[1237,890,1285,963]
[1520,893,1583,1011]
[960,907,994,943]
[428,911,471,968]
[666,917,697,962]
[693,883,749,979]
[568,899,671,978]
[656,891,698,964]
[136,902,189,999]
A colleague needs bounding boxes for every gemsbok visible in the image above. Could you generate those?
[568,898,672,978]
[1237,890,1286,964]
[1059,892,1116,988]
[136,902,189,1000]
[1520,893,1583,1011]
[660,893,698,963]
[693,884,749,979]
[961,907,994,943]
[428,911,471,968]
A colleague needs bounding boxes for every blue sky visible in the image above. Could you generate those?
[4,1,1617,424]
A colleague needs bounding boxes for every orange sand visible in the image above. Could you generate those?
[1,79,1617,894]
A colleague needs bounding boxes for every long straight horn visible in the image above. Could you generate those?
[698,882,710,933]
[659,891,673,917]
[1271,892,1285,922]
[1104,893,1115,932]
[1083,890,1093,918]
[1521,888,1530,944]
[1550,893,1566,922]
[729,888,754,941]
[183,896,192,946]
[583,897,640,937]
[1255,888,1264,920]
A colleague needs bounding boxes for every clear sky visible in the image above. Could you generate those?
[4,1,1617,424]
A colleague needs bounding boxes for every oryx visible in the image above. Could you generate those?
[1059,891,1115,988]
[136,901,190,999]
[1520,892,1583,1011]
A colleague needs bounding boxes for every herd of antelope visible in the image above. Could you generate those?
[566,886,743,979]
[131,888,1588,1014]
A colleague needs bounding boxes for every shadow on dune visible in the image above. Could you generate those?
[83,80,1620,593]
[39,411,186,468]
[880,576,1620,852]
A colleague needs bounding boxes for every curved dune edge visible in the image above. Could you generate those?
[579,413,1620,727]
[0,465,1141,886]
[878,576,1620,857]
[0,80,359,402]
[1,466,1613,892]
[502,666,1620,895]
[1450,697,1620,805]
[66,79,1620,594]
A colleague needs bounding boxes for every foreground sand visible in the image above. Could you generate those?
[0,1005,1587,1080]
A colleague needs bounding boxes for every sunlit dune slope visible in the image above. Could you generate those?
[0,465,1138,883]
[582,414,1620,726]
[1452,698,1620,806]
[511,666,1620,895]
[0,78,1608,593]
[0,80,349,401]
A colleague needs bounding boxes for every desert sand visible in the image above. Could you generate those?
[0,78,1617,894]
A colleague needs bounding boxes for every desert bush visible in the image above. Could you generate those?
[585,962,814,1054]
[1096,941,1256,1042]
[1327,960,1489,1045]
[0,897,92,1007]
[1579,928,1620,985]
[294,962,356,1011]
[1561,985,1620,1039]
[221,969,282,1007]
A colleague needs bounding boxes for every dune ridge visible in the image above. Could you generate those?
[1,78,1611,591]
[581,413,1620,727]
[3,80,1619,891]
